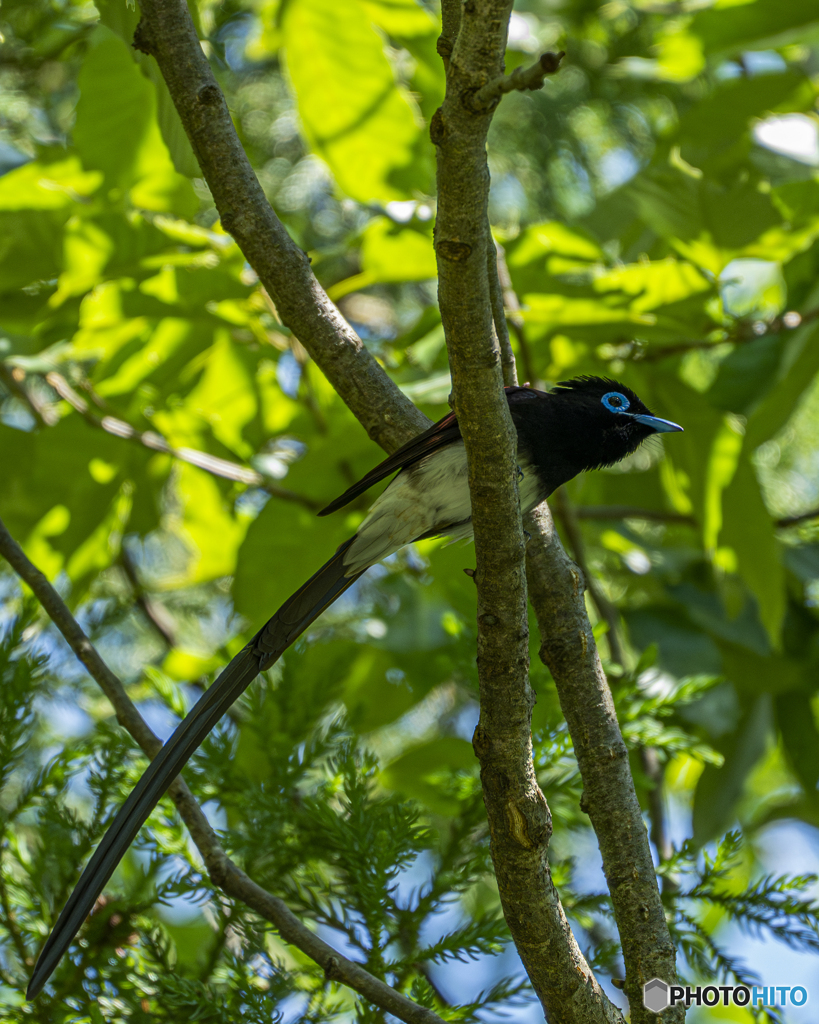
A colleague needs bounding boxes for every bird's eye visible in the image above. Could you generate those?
[602,391,630,413]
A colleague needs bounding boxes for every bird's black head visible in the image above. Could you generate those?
[510,376,683,495]
[549,375,683,471]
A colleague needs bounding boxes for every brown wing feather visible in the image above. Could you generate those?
[318,410,461,517]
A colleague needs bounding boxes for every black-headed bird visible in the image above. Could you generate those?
[27,375,682,998]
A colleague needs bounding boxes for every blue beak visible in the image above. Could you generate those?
[631,413,684,433]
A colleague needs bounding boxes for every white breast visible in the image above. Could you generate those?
[343,444,546,575]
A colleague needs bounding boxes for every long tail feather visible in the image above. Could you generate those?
[27,539,363,1000]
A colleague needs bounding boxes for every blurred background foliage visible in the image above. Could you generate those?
[2,0,819,1019]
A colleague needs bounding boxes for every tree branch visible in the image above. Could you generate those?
[488,237,518,386]
[434,8,620,1022]
[552,487,626,668]
[469,51,564,112]
[573,505,694,525]
[134,0,428,455]
[525,506,682,1022]
[6,366,321,510]
[494,241,538,387]
[0,516,445,1024]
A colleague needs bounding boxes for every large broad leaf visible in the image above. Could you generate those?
[94,0,200,177]
[690,0,819,55]
[380,737,477,815]
[692,693,771,845]
[720,451,785,646]
[745,315,819,448]
[0,157,101,211]
[776,690,819,794]
[74,28,197,214]
[645,371,724,523]
[360,217,436,282]
[676,71,814,154]
[0,415,161,589]
[282,0,428,201]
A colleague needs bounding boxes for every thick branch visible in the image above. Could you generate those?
[434,8,619,1023]
[525,506,682,1023]
[469,51,564,112]
[0,518,444,1024]
[134,0,428,454]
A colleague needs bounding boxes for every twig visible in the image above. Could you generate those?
[40,370,321,510]
[777,508,819,528]
[0,363,58,427]
[494,242,537,387]
[488,235,518,386]
[574,505,694,525]
[469,51,564,112]
[573,502,819,531]
[554,494,676,895]
[0,516,445,1024]
[120,547,178,649]
[640,748,673,864]
[552,487,626,668]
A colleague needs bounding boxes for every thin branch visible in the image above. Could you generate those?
[0,362,58,427]
[777,507,819,528]
[434,7,620,1022]
[133,0,429,455]
[120,547,178,649]
[0,516,445,1024]
[525,505,682,1023]
[38,369,321,510]
[640,747,673,866]
[552,487,626,668]
[553,493,677,895]
[494,241,537,387]
[488,236,518,386]
[574,505,694,525]
[436,0,461,71]
[469,51,564,112]
[571,502,819,531]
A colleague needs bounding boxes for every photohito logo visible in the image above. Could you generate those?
[643,980,808,1013]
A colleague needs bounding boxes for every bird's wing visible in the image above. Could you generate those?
[318,410,461,517]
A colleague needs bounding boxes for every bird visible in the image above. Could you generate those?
[27,375,682,998]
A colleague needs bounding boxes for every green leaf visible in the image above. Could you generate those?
[692,693,771,845]
[0,157,102,211]
[232,500,353,630]
[361,217,436,282]
[74,28,197,214]
[776,690,819,793]
[282,0,428,201]
[720,451,785,646]
[175,464,249,584]
[745,317,819,448]
[380,737,477,815]
[690,0,819,55]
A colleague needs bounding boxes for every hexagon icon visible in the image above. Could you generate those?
[643,978,670,1013]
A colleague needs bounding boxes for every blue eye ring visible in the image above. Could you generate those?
[602,391,630,413]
